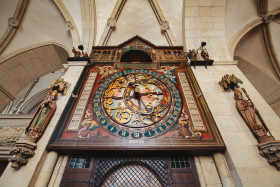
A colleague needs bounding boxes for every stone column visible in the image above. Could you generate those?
[196,156,222,187]
[0,60,88,187]
[48,155,69,187]
[213,152,236,187]
[48,155,64,187]
[194,156,206,187]
[34,151,59,187]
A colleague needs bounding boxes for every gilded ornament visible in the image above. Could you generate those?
[219,74,243,91]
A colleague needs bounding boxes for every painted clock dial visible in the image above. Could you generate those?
[93,69,182,139]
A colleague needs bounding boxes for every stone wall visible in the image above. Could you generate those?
[193,64,280,186]
[185,0,231,61]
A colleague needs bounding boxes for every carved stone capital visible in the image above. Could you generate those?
[8,17,20,28]
[107,18,117,28]
[262,14,274,24]
[65,21,74,30]
[258,140,280,170]
[160,21,169,31]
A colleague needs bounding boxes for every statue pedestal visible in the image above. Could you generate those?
[258,138,280,170]
[8,137,37,169]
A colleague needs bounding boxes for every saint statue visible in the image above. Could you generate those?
[25,90,58,143]
[234,90,267,138]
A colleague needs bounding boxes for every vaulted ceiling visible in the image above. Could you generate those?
[0,0,279,115]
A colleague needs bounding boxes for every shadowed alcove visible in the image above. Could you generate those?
[120,50,152,62]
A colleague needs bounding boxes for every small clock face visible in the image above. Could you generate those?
[93,69,182,139]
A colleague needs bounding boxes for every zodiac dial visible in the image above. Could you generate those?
[93,69,182,139]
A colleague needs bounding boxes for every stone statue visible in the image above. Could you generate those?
[234,88,280,170]
[9,77,70,169]
[25,90,58,143]
[234,89,267,139]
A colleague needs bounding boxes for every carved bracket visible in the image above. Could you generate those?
[258,140,280,170]
[8,139,36,169]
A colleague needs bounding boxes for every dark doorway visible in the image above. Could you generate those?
[120,50,152,62]
[61,157,200,187]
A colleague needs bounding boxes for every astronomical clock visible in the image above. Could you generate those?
[48,36,224,153]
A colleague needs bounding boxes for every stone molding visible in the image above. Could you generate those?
[228,6,280,59]
[81,0,96,54]
[0,42,71,64]
[148,0,177,46]
[228,18,263,58]
[261,23,280,80]
[54,0,81,48]
[98,0,127,46]
[0,0,29,55]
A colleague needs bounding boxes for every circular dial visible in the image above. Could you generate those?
[103,73,171,128]
[93,69,182,139]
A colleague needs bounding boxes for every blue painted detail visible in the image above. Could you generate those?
[118,130,129,137]
[144,130,155,137]
[156,125,166,133]
[131,132,143,138]
[108,125,117,133]
[100,118,107,126]
[166,118,174,126]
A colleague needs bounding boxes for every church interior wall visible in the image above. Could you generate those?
[0,0,280,186]
[193,65,280,186]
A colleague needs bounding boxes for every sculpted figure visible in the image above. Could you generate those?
[25,90,58,143]
[201,48,209,60]
[48,77,70,96]
[219,74,243,91]
[234,90,267,138]
[72,47,81,57]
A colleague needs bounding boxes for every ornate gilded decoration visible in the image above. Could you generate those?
[90,36,186,64]
[48,77,70,96]
[9,78,70,169]
[219,74,243,91]
[8,146,35,169]
[98,66,115,83]
[49,37,225,153]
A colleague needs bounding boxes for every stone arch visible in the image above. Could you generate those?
[0,44,69,112]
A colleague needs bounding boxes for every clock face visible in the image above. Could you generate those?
[93,69,182,139]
